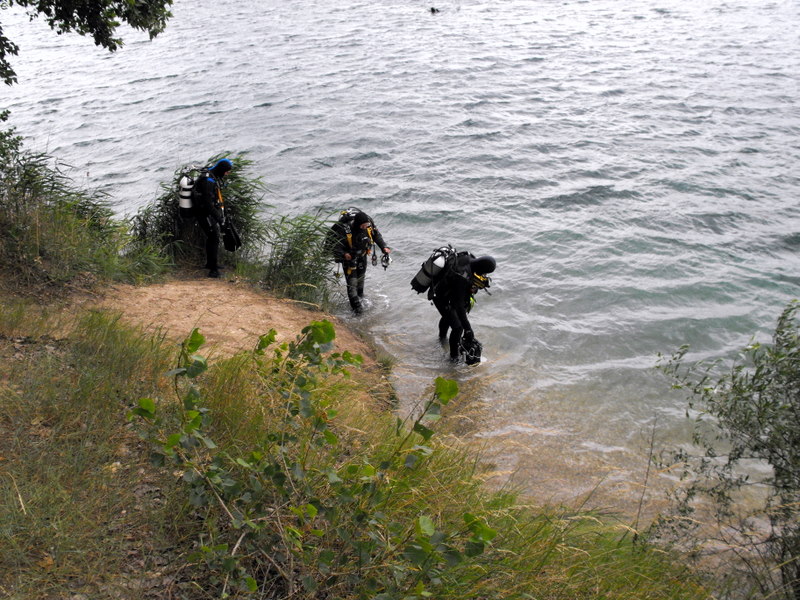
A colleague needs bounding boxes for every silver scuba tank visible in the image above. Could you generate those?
[178,175,194,209]
[410,246,452,293]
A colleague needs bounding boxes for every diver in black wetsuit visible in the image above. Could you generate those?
[327,209,391,314]
[192,158,232,278]
[431,255,496,361]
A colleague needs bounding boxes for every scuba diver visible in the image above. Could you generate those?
[430,254,496,363]
[192,158,233,278]
[327,208,391,314]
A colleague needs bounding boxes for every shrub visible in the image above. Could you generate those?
[0,303,708,599]
[656,301,800,600]
[130,165,338,307]
[129,324,709,600]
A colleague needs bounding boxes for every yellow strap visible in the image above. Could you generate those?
[346,225,373,253]
[216,186,224,206]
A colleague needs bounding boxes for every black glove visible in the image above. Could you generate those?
[463,329,474,342]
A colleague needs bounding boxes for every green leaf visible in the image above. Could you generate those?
[256,329,277,352]
[301,576,318,593]
[304,320,336,345]
[184,328,206,354]
[434,377,458,404]
[417,515,435,537]
[342,350,364,365]
[286,526,304,548]
[244,577,258,592]
[402,543,429,566]
[222,556,237,572]
[138,397,156,415]
[323,430,339,445]
[183,386,201,410]
[196,433,217,449]
[326,468,343,484]
[465,538,485,557]
[129,397,156,420]
[443,546,464,566]
[185,410,202,433]
[186,355,208,378]
[463,513,497,541]
[413,422,435,441]
[477,523,497,542]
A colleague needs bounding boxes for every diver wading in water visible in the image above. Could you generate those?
[327,208,391,314]
[412,248,495,364]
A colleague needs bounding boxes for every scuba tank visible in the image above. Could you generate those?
[178,165,205,219]
[340,207,361,222]
[178,174,194,218]
[410,245,455,293]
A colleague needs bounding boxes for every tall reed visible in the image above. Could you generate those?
[0,116,168,289]
[256,212,338,307]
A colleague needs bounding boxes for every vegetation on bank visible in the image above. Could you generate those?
[1,113,336,306]
[0,111,170,290]
[0,304,710,599]
[654,303,800,600]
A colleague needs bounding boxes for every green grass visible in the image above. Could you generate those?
[0,308,179,598]
[0,303,712,599]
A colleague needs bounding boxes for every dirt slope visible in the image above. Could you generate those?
[93,275,377,365]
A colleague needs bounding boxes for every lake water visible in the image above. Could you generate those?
[5,0,799,513]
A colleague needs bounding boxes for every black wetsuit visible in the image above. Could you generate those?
[191,173,224,271]
[328,214,388,313]
[431,254,474,359]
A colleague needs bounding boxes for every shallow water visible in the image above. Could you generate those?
[5,0,800,512]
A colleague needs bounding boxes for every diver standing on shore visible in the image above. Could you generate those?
[192,158,233,278]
